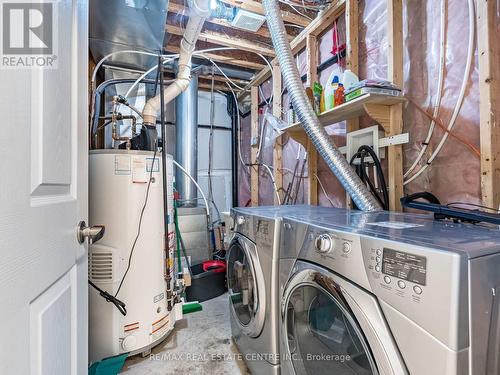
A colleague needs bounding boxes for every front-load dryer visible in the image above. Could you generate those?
[280,209,500,375]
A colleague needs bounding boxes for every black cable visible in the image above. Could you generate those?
[446,201,500,212]
[350,145,389,210]
[359,146,389,209]
[115,148,157,298]
[88,280,127,316]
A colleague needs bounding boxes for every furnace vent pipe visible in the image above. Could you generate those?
[262,0,382,211]
[142,0,210,125]
[176,75,198,207]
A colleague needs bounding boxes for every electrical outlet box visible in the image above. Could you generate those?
[346,125,385,165]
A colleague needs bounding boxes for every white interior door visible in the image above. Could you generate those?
[0,1,88,374]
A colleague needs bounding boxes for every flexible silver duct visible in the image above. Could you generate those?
[262,0,382,211]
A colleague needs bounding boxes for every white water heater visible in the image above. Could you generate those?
[88,150,179,363]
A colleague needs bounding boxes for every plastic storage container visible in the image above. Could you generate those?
[185,262,227,302]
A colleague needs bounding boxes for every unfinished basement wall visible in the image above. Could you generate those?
[239,0,484,208]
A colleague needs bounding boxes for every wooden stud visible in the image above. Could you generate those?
[387,0,404,211]
[166,23,276,56]
[306,35,319,205]
[477,0,500,209]
[345,0,359,208]
[272,62,283,205]
[251,86,259,206]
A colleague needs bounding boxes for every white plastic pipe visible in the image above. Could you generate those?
[404,0,475,186]
[142,0,210,125]
[403,0,447,179]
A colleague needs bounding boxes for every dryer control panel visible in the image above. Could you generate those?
[361,236,468,351]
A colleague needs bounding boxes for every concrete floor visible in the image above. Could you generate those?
[121,293,250,375]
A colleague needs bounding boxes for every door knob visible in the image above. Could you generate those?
[77,221,105,244]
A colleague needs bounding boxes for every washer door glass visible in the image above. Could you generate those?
[286,285,377,375]
[227,239,258,327]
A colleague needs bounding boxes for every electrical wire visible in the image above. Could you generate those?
[446,202,500,213]
[115,148,157,298]
[314,173,335,206]
[403,0,447,179]
[172,159,210,217]
[124,58,176,99]
[207,67,222,224]
[404,0,475,186]
[405,96,480,157]
[261,163,282,204]
[88,280,127,316]
[91,50,161,89]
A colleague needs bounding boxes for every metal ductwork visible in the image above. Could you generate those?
[175,75,199,207]
[262,0,382,212]
[89,0,169,71]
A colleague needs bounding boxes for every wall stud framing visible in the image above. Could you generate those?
[477,0,500,210]
[251,86,259,206]
[272,62,284,205]
[306,34,319,205]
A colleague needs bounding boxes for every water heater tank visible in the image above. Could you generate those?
[88,150,178,363]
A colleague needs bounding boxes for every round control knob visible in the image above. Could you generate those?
[236,216,246,225]
[342,242,351,254]
[314,234,332,254]
[413,285,423,295]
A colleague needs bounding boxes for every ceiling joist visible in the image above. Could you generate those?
[165,43,266,71]
[166,23,275,57]
[168,2,294,41]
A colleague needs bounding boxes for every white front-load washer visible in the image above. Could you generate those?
[279,208,500,375]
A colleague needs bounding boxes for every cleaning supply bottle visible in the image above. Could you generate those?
[324,73,340,111]
[312,82,323,115]
[342,69,359,91]
[334,83,345,106]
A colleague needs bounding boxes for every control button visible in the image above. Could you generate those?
[314,234,332,254]
[237,216,246,225]
[375,256,381,263]
[342,242,351,254]
[375,265,381,272]
[397,280,406,289]
[376,249,382,256]
[413,285,423,295]
[384,276,391,284]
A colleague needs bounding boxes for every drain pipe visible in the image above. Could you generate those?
[262,0,382,211]
[142,0,210,125]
